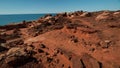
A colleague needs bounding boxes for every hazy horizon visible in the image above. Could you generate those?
[0,0,120,14]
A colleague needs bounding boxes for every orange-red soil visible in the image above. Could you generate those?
[0,10,120,68]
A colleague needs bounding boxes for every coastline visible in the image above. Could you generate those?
[0,13,56,26]
[0,10,120,68]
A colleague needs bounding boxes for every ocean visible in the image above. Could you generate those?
[0,14,55,26]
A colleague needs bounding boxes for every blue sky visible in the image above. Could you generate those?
[0,0,120,14]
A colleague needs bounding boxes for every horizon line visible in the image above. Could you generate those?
[0,13,57,15]
[0,9,119,15]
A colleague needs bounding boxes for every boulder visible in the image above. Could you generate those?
[96,11,110,21]
[113,12,120,15]
[0,54,6,61]
[56,12,69,17]
[39,44,46,48]
[44,14,52,20]
[62,12,68,17]
[72,56,84,68]
[0,40,8,52]
[0,44,8,52]
[80,12,91,17]
[6,38,24,47]
[113,12,120,17]
[6,47,27,58]
[5,47,31,66]
[81,53,100,68]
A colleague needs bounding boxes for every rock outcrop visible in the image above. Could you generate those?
[0,10,120,68]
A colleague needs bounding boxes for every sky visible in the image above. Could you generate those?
[0,0,120,14]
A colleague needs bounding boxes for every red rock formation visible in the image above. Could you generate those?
[0,10,120,68]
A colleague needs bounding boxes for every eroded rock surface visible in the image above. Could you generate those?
[0,10,120,68]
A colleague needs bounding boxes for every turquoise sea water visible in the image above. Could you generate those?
[0,14,54,25]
